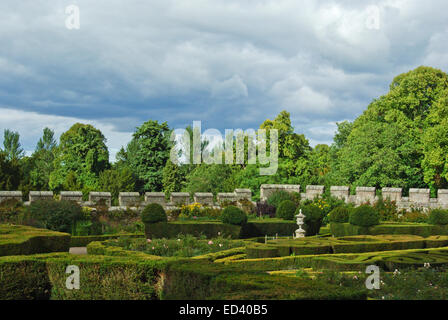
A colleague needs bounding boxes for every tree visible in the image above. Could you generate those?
[25,128,58,190]
[122,120,172,192]
[2,129,24,161]
[98,167,136,205]
[184,164,237,195]
[333,66,448,190]
[49,123,109,192]
[162,160,186,193]
[0,151,21,190]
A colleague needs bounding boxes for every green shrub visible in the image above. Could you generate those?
[0,199,25,224]
[141,203,167,224]
[374,197,399,221]
[297,205,325,236]
[25,200,83,233]
[428,209,448,225]
[276,200,296,220]
[328,206,350,223]
[349,205,380,227]
[267,191,297,209]
[221,206,247,226]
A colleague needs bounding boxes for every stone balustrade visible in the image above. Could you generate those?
[1,185,448,211]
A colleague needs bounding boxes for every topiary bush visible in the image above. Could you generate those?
[141,203,167,224]
[276,200,297,220]
[328,206,351,223]
[221,205,247,226]
[349,205,380,227]
[428,209,448,225]
[297,205,325,236]
[25,200,83,233]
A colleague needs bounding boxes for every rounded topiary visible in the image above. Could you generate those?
[297,205,325,236]
[328,206,350,223]
[349,205,380,227]
[276,200,297,220]
[221,205,247,225]
[141,203,167,224]
[428,209,448,225]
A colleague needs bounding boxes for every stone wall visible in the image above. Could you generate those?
[260,184,300,201]
[1,185,447,210]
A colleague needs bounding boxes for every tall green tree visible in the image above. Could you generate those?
[26,128,58,190]
[121,120,172,192]
[333,66,448,190]
[2,129,24,161]
[49,123,109,192]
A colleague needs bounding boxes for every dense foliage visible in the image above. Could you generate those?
[349,205,380,227]
[221,205,247,225]
[328,206,351,223]
[428,209,448,225]
[276,200,297,220]
[26,199,83,233]
[141,203,167,224]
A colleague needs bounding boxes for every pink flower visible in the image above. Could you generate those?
[193,216,198,219]
[152,247,155,250]
[147,239,152,243]
[208,240,213,245]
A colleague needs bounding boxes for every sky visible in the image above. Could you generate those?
[1,0,448,161]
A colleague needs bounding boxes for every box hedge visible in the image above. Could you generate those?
[0,224,70,256]
[144,220,298,239]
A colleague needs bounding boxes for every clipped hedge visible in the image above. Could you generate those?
[245,234,435,259]
[0,224,70,256]
[330,222,448,237]
[144,220,298,239]
[70,233,144,247]
[0,251,366,300]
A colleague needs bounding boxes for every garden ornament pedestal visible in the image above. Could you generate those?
[295,209,306,239]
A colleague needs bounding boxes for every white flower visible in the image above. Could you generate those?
[424,263,431,269]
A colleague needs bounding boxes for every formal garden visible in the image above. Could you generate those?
[2,187,448,300]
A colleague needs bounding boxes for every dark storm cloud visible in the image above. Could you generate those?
[1,0,448,159]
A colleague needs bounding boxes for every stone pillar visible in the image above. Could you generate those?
[217,193,237,204]
[305,185,324,200]
[0,191,22,203]
[145,192,166,206]
[409,189,430,206]
[29,191,54,203]
[89,192,112,207]
[60,191,83,203]
[234,189,252,201]
[170,192,190,205]
[194,193,214,206]
[382,188,402,203]
[260,184,300,201]
[330,186,349,201]
[355,187,376,205]
[438,189,448,208]
[119,192,141,207]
